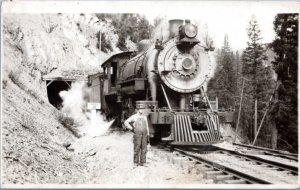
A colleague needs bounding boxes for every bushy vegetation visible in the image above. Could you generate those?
[96,31,113,53]
[96,13,153,51]
[8,70,22,86]
[8,70,44,104]
[55,111,82,138]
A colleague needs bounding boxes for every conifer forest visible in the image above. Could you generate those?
[207,14,298,152]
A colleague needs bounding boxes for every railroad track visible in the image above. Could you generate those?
[155,144,298,184]
[232,143,298,161]
[172,144,298,175]
[215,149,297,175]
[156,145,272,184]
[193,145,298,176]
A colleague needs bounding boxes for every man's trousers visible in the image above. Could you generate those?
[133,134,148,164]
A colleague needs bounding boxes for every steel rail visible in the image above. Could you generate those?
[233,143,298,160]
[215,148,298,175]
[165,145,272,184]
[262,152,298,161]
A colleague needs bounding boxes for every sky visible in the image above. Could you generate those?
[144,12,277,51]
[141,2,294,50]
[3,1,299,50]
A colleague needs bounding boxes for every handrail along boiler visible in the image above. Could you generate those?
[88,19,234,144]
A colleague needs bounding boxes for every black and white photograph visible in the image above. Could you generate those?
[1,0,299,188]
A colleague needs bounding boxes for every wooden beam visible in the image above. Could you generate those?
[254,99,257,138]
[233,78,245,143]
[64,81,71,88]
[46,80,54,87]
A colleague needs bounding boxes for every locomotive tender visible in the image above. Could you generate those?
[88,19,233,144]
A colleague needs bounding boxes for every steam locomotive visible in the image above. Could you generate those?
[88,19,233,144]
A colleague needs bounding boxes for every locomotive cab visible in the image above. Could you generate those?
[99,52,135,121]
[101,51,135,95]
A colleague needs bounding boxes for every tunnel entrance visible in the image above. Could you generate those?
[43,70,88,109]
[46,80,71,109]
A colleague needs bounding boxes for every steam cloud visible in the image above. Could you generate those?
[152,17,170,42]
[59,81,114,137]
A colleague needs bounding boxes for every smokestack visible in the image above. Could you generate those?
[168,19,184,38]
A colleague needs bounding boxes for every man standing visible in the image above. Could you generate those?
[124,109,150,168]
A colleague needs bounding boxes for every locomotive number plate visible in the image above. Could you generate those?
[87,102,101,110]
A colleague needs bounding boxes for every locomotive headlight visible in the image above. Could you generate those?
[184,24,197,38]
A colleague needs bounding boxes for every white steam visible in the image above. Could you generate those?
[59,81,114,137]
[152,16,170,42]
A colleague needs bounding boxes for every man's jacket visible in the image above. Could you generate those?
[124,114,149,135]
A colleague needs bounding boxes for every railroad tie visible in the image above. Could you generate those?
[181,160,196,174]
[194,164,215,173]
[224,179,247,184]
[153,149,165,156]
[214,175,234,184]
[164,152,176,162]
[172,156,189,164]
[203,171,224,179]
[180,160,195,167]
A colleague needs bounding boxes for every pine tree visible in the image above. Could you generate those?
[207,34,236,110]
[222,34,231,53]
[240,16,274,144]
[235,51,241,80]
[233,51,242,114]
[234,51,242,94]
[270,14,298,152]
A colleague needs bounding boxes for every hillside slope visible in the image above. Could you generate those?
[1,13,119,184]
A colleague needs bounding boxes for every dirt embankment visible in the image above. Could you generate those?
[1,13,119,184]
[2,78,86,184]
